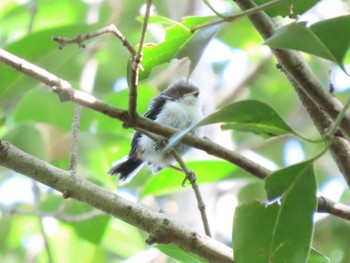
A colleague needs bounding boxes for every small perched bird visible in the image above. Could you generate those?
[108,79,203,183]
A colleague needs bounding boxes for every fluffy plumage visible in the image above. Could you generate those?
[108,79,203,183]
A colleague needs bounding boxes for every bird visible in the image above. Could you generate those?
[108,79,203,183]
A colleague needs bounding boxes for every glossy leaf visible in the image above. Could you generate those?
[253,0,320,18]
[266,161,317,262]
[233,200,280,263]
[165,100,295,151]
[265,15,350,73]
[233,161,317,262]
[139,16,219,80]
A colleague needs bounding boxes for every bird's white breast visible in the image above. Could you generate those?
[137,96,203,168]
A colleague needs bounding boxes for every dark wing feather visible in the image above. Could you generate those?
[129,95,166,157]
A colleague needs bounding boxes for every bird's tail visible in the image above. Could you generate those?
[108,157,143,182]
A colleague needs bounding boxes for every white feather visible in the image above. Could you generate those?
[137,93,203,170]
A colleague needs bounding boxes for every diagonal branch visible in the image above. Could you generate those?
[277,64,350,187]
[128,0,152,119]
[0,140,234,263]
[53,24,136,55]
[1,48,350,221]
[233,0,350,188]
[171,149,212,237]
[234,0,350,140]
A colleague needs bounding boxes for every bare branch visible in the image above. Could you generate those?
[0,48,269,178]
[318,195,350,221]
[128,0,152,119]
[53,24,136,55]
[277,64,350,187]
[1,48,350,221]
[0,140,234,263]
[136,128,212,237]
[171,149,212,237]
[192,0,285,32]
[234,0,350,140]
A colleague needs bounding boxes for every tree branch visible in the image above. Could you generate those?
[53,24,136,55]
[317,195,350,220]
[0,140,233,263]
[1,48,350,221]
[171,149,212,237]
[134,128,212,237]
[234,0,350,140]
[0,48,269,178]
[128,0,152,119]
[277,64,350,187]
[192,0,285,32]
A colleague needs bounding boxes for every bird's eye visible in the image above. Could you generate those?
[193,91,199,97]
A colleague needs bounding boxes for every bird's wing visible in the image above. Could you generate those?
[129,95,167,157]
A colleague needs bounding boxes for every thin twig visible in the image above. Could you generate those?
[234,0,350,138]
[135,128,212,236]
[170,149,212,237]
[192,0,285,32]
[2,49,350,221]
[128,0,152,119]
[277,63,350,186]
[53,24,136,55]
[202,0,228,18]
[69,105,83,174]
[0,140,234,263]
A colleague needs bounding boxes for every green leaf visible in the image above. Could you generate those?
[265,161,317,262]
[233,161,317,262]
[139,16,219,80]
[164,100,295,151]
[265,161,316,200]
[233,200,280,263]
[175,18,221,76]
[198,100,291,131]
[308,248,330,263]
[237,181,267,203]
[156,244,207,263]
[265,15,350,73]
[221,122,290,138]
[141,160,250,198]
[253,0,321,18]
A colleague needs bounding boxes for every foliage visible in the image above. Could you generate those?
[1,0,350,263]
